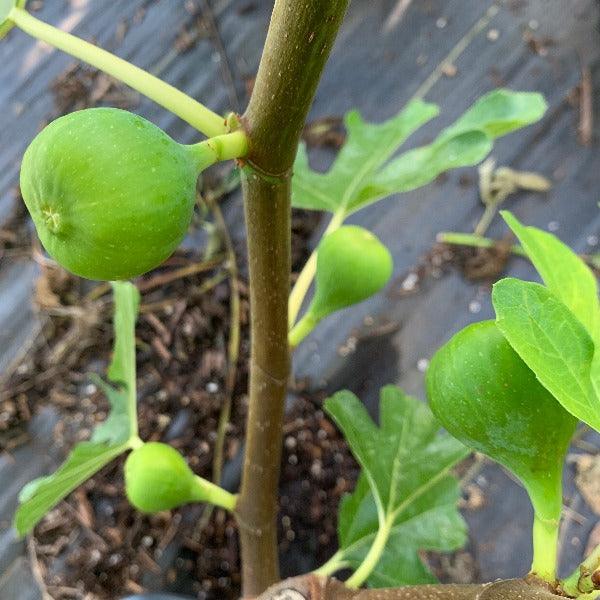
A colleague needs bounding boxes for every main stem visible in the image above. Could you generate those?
[236,0,349,596]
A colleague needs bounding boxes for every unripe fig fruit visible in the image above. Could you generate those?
[426,320,576,524]
[124,442,202,513]
[310,225,393,320]
[20,108,208,280]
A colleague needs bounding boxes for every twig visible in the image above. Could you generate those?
[200,0,241,112]
[437,231,527,258]
[205,194,241,487]
[383,0,413,33]
[27,536,53,600]
[196,189,241,533]
[137,255,225,292]
[474,158,551,236]
[578,60,593,146]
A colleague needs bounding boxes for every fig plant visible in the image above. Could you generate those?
[3,1,599,599]
[427,212,600,595]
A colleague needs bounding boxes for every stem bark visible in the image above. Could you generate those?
[236,0,349,596]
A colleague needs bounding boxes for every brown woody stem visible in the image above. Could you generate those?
[255,575,564,600]
[235,0,349,596]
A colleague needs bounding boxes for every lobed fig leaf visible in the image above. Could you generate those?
[0,0,25,40]
[323,386,468,587]
[292,90,546,217]
[310,225,393,320]
[20,108,215,280]
[426,320,577,580]
[125,442,204,513]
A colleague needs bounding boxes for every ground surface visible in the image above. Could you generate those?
[0,0,600,598]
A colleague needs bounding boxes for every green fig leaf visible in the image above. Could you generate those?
[440,89,547,140]
[14,282,141,536]
[292,90,546,217]
[493,278,600,432]
[426,320,577,522]
[325,386,468,587]
[501,211,600,340]
[15,441,128,537]
[352,130,491,212]
[0,0,25,40]
[292,100,439,213]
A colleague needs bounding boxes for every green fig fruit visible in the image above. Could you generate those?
[311,225,393,318]
[289,226,393,346]
[124,442,201,513]
[426,320,577,581]
[124,442,236,513]
[20,108,215,280]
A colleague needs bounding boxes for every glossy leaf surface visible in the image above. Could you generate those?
[493,278,600,432]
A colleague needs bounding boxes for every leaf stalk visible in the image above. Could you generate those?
[8,6,227,137]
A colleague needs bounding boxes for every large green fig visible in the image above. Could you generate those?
[125,442,236,513]
[20,108,215,280]
[288,225,393,346]
[426,320,576,581]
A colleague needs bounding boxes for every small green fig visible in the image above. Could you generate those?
[20,108,216,280]
[289,226,393,346]
[311,225,393,318]
[125,442,237,514]
[426,320,577,581]
[124,442,202,513]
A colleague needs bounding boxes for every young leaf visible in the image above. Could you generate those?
[292,100,439,212]
[501,211,600,340]
[493,278,600,432]
[15,441,128,536]
[337,471,466,586]
[0,0,26,40]
[88,374,131,445]
[108,281,140,388]
[440,89,547,140]
[292,90,546,217]
[352,130,491,212]
[426,320,577,581]
[14,281,141,536]
[324,386,468,587]
[91,280,140,444]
